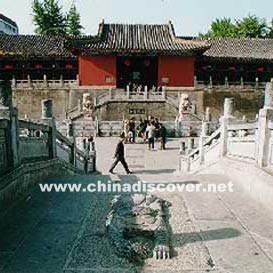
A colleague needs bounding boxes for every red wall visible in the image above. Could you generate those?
[158,56,195,87]
[79,56,116,86]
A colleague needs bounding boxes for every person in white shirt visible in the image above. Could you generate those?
[146,122,155,150]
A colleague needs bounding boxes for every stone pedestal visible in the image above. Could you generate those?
[223,98,235,118]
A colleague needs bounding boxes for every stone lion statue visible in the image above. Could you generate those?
[82,93,93,118]
[106,194,172,263]
[179,94,192,115]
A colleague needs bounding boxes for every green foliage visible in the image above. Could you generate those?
[235,15,268,38]
[66,4,83,36]
[201,15,271,38]
[210,18,236,38]
[32,0,83,36]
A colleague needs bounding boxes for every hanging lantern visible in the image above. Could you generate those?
[143,59,151,67]
[257,67,265,73]
[4,64,13,69]
[124,59,131,67]
[35,64,43,69]
[229,66,236,71]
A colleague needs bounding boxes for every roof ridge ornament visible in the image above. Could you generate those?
[98,19,105,38]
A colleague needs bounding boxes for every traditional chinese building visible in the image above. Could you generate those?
[1,21,273,88]
[68,21,208,89]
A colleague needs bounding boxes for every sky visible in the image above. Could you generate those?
[1,0,273,36]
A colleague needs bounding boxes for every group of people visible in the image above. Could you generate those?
[126,82,164,94]
[109,116,167,175]
[124,116,167,150]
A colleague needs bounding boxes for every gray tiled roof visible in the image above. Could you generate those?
[69,22,209,56]
[203,38,273,62]
[0,35,73,58]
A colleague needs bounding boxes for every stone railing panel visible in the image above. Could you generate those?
[19,137,49,162]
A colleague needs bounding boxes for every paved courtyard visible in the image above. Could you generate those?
[1,137,273,273]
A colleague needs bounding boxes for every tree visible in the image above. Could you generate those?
[32,0,66,35]
[200,18,236,38]
[66,4,83,36]
[235,15,268,38]
[267,20,273,38]
[211,18,236,37]
[201,15,270,38]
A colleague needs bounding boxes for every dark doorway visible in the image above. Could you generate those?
[117,56,158,89]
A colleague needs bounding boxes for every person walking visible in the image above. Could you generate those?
[109,133,132,174]
[159,123,167,150]
[146,122,155,150]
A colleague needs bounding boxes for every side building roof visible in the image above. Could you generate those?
[0,14,18,28]
[202,38,273,63]
[0,35,74,58]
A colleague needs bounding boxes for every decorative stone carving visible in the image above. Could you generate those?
[0,80,12,108]
[228,130,236,137]
[238,129,248,137]
[179,94,192,117]
[106,194,172,262]
[264,82,273,109]
[82,93,93,118]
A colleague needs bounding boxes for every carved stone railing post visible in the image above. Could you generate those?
[162,86,166,99]
[0,81,20,167]
[144,86,148,100]
[255,77,259,90]
[109,87,113,99]
[199,121,209,164]
[8,108,20,168]
[41,99,57,159]
[256,81,273,167]
[127,87,130,100]
[76,74,80,86]
[225,76,229,88]
[43,74,48,87]
[66,119,74,138]
[175,117,181,137]
[205,107,211,122]
[95,116,99,136]
[11,76,16,88]
[220,98,235,157]
[240,77,244,89]
[27,75,31,87]
[194,75,197,89]
[60,75,64,87]
[179,141,186,154]
[209,76,213,89]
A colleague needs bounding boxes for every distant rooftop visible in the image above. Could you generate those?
[0,13,18,28]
